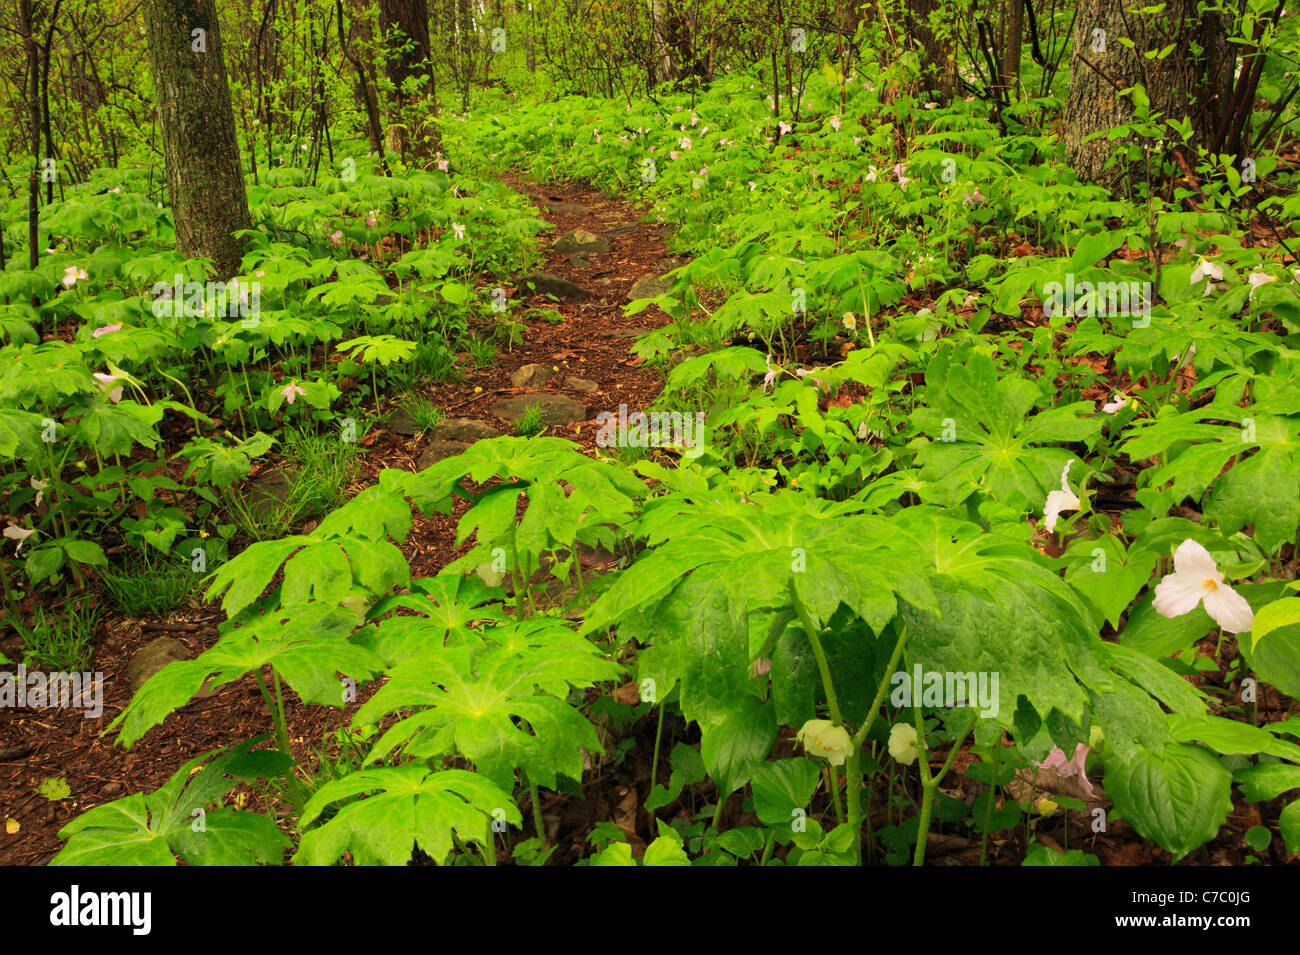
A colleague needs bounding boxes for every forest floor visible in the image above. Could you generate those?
[0,174,1276,866]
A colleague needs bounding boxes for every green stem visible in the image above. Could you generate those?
[912,707,977,867]
[978,739,998,866]
[483,817,497,866]
[648,702,666,815]
[530,778,547,846]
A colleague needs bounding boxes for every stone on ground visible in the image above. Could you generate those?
[510,363,554,389]
[127,637,191,693]
[490,394,590,426]
[551,229,613,255]
[417,440,471,469]
[431,418,501,442]
[519,272,585,300]
[627,273,675,301]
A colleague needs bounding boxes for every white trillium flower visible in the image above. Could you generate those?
[1247,269,1276,299]
[1190,257,1223,298]
[31,477,48,507]
[4,523,35,551]
[1043,459,1081,533]
[1152,539,1254,633]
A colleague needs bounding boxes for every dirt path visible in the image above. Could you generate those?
[0,175,680,866]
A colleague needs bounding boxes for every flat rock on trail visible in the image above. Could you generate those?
[0,174,680,867]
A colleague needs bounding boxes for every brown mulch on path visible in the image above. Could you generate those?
[0,173,681,866]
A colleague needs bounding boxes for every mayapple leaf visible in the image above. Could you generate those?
[110,605,381,747]
[296,766,518,866]
[52,743,290,866]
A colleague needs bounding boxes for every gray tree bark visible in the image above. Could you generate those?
[141,0,252,278]
[1064,0,1233,186]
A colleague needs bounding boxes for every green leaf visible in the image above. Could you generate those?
[296,766,517,866]
[1251,597,1300,650]
[750,759,821,830]
[643,825,691,866]
[644,742,706,812]
[700,698,777,799]
[1233,762,1300,801]
[63,539,107,567]
[356,620,620,792]
[53,743,290,865]
[1280,800,1300,855]
[1107,743,1233,861]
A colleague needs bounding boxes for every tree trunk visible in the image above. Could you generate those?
[1064,0,1232,186]
[999,0,1023,96]
[141,0,252,278]
[906,0,955,101]
[378,0,441,162]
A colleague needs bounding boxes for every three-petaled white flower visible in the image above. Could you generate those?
[4,523,35,551]
[280,382,307,405]
[1044,459,1081,533]
[31,477,48,507]
[762,353,777,393]
[451,222,466,240]
[1247,269,1277,299]
[893,162,910,190]
[797,719,855,766]
[1152,539,1254,633]
[829,115,841,132]
[1190,257,1224,297]
[62,266,88,289]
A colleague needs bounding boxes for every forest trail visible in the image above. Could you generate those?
[0,174,684,866]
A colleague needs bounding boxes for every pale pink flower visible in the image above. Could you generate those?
[829,115,841,132]
[281,382,306,405]
[963,189,986,205]
[451,222,466,240]
[437,159,450,172]
[93,372,123,404]
[669,150,679,161]
[62,266,87,289]
[92,324,122,338]
[690,112,699,127]
[1038,744,1095,798]
[1101,393,1127,414]
[365,210,378,228]
[328,230,343,246]
[778,121,792,136]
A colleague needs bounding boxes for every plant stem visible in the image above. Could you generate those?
[912,707,977,867]
[482,817,497,866]
[648,702,666,814]
[530,778,547,846]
